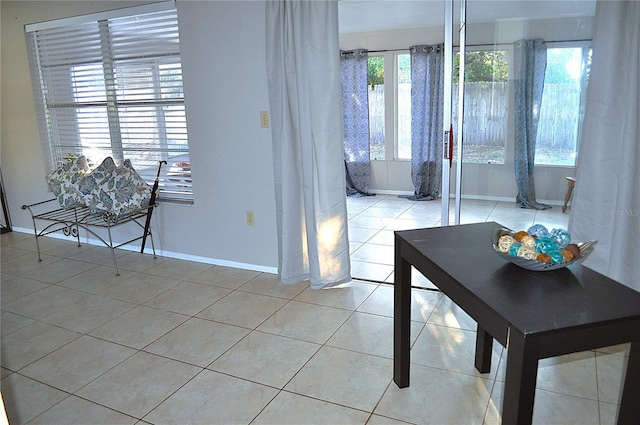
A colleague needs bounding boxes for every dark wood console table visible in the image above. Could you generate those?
[393,222,640,425]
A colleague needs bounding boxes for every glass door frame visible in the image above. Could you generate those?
[442,0,465,226]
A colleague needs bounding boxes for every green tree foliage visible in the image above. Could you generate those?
[454,50,508,83]
[397,54,411,83]
[367,50,509,86]
[367,56,384,88]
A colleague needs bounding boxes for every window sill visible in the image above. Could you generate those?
[158,198,194,206]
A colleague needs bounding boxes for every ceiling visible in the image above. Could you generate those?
[338,0,597,34]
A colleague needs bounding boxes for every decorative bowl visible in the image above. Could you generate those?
[490,228,597,271]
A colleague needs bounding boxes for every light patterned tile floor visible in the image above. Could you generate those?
[346,195,574,285]
[0,199,630,424]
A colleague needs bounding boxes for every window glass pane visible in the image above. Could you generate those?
[453,49,508,164]
[27,8,193,200]
[26,7,192,201]
[75,107,111,161]
[535,47,589,166]
[397,54,411,159]
[72,64,106,103]
[368,56,385,160]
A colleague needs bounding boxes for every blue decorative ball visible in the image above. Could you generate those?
[534,236,557,254]
[527,224,549,238]
[548,249,565,264]
[550,228,571,250]
[509,243,522,256]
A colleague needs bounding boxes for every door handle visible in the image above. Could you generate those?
[449,123,454,168]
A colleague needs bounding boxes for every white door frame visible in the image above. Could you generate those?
[442,0,466,226]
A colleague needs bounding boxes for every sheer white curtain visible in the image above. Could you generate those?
[570,1,640,291]
[265,0,351,289]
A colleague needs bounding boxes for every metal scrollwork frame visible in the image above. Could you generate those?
[62,222,79,238]
[22,199,158,276]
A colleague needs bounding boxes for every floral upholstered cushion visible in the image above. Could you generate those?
[82,158,151,216]
[44,156,89,208]
[79,157,117,212]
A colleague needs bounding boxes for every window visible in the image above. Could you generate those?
[397,54,411,159]
[25,2,192,202]
[362,52,411,161]
[368,56,385,160]
[453,49,509,164]
[535,45,590,166]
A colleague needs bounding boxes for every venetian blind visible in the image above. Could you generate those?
[25,1,192,202]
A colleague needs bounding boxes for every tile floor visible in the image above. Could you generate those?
[0,197,631,424]
[347,195,574,285]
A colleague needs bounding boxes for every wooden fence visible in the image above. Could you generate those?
[367,81,582,152]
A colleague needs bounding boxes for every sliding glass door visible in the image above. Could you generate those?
[443,0,594,232]
[441,0,464,226]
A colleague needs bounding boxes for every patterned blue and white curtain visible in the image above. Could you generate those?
[409,44,444,201]
[513,39,551,209]
[340,49,372,196]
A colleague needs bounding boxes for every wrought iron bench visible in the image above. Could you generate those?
[22,199,158,276]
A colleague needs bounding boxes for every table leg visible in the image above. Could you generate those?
[617,341,640,425]
[394,239,412,388]
[502,333,539,425]
[475,325,493,373]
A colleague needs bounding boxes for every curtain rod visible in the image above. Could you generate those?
[368,48,409,53]
[466,38,592,48]
[341,38,591,55]
[340,48,408,55]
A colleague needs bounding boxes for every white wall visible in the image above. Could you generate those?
[1,1,278,272]
[339,16,593,204]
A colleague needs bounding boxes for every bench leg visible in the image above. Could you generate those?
[75,223,81,247]
[107,225,120,276]
[72,209,81,247]
[36,235,42,262]
[26,215,43,262]
[34,235,43,262]
[149,230,157,259]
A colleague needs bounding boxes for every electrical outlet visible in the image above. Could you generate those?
[246,211,255,226]
[260,111,269,128]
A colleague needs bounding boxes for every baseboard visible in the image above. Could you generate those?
[367,190,414,196]
[366,192,564,206]
[455,194,564,206]
[8,227,279,275]
[154,249,278,274]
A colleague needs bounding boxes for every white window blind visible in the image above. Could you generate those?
[26,2,192,202]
